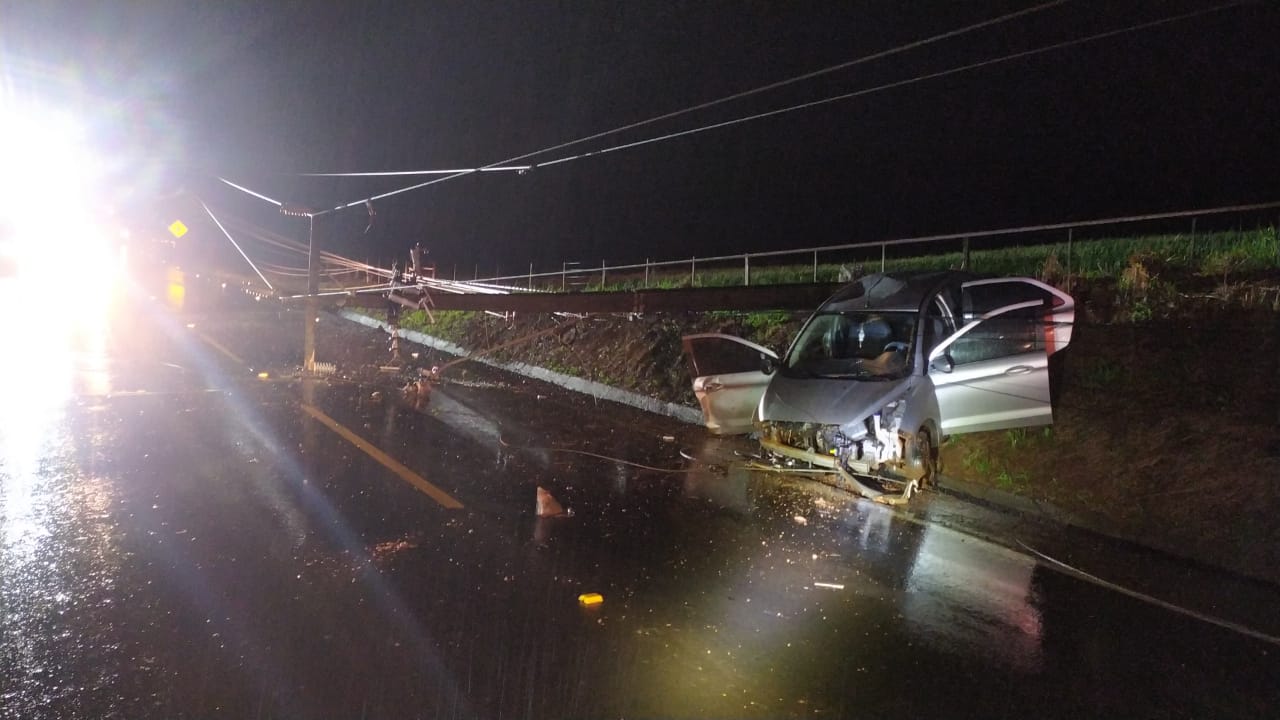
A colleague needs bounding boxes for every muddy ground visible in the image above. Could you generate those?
[339,273,1280,585]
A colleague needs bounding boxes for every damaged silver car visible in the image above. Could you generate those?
[683,271,1073,493]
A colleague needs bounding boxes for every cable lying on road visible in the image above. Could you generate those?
[498,435,702,474]
[1017,540,1280,648]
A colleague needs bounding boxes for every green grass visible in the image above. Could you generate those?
[399,309,476,341]
[1076,358,1125,390]
[555,227,1278,292]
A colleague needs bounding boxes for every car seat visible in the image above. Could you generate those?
[857,316,893,357]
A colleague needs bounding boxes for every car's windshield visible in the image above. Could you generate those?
[783,311,917,379]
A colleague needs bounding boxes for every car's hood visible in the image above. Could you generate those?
[759,374,915,426]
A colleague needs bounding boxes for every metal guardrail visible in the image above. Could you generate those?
[460,200,1280,289]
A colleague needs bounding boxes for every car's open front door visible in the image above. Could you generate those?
[681,333,778,435]
[927,299,1055,435]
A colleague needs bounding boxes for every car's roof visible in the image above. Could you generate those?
[820,270,979,312]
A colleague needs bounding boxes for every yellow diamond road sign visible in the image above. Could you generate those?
[168,220,188,238]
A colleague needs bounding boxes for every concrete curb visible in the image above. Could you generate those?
[337,309,705,425]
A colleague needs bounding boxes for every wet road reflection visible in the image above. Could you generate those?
[1,304,1278,718]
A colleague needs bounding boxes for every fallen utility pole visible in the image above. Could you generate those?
[331,282,843,313]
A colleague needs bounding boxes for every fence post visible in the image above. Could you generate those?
[813,250,818,282]
[961,237,970,270]
[744,255,750,286]
[528,262,533,289]
[561,262,567,291]
[880,243,886,273]
[601,259,606,288]
[473,263,478,280]
[644,258,650,288]
[1066,228,1073,293]
[1190,216,1197,261]
[452,264,457,281]
[691,257,696,286]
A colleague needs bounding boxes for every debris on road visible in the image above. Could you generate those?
[793,515,808,525]
[401,378,432,410]
[813,582,845,590]
[536,486,569,517]
[578,592,604,606]
[371,535,420,565]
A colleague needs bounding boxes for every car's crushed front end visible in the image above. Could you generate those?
[753,292,938,495]
[758,398,914,477]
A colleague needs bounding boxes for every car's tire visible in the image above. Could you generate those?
[916,427,938,488]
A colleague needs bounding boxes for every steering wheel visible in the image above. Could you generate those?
[883,341,910,353]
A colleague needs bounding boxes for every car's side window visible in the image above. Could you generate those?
[963,281,1056,320]
[688,337,768,377]
[949,313,1041,365]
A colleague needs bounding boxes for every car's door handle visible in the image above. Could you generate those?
[703,381,724,392]
[1004,365,1034,375]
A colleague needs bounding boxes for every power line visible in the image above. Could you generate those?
[312,0,1071,210]
[199,200,275,290]
[298,166,531,178]
[536,1,1245,169]
[218,177,283,206]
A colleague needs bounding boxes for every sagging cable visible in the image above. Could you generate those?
[298,166,532,177]
[497,435,701,475]
[217,177,283,207]
[200,200,275,291]
[534,2,1246,172]
[1017,540,1280,648]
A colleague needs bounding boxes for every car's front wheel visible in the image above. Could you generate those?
[915,427,938,488]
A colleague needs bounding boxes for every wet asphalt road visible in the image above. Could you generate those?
[3,291,1280,719]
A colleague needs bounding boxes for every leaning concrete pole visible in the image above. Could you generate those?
[304,214,318,373]
[280,203,319,373]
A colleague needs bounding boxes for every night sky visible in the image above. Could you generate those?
[4,1,1279,275]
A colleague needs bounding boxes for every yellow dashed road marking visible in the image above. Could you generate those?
[301,403,464,509]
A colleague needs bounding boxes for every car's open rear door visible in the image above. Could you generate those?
[681,333,777,435]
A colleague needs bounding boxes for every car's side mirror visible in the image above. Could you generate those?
[761,354,779,375]
[929,354,954,374]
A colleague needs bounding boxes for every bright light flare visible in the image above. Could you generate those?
[0,97,123,313]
